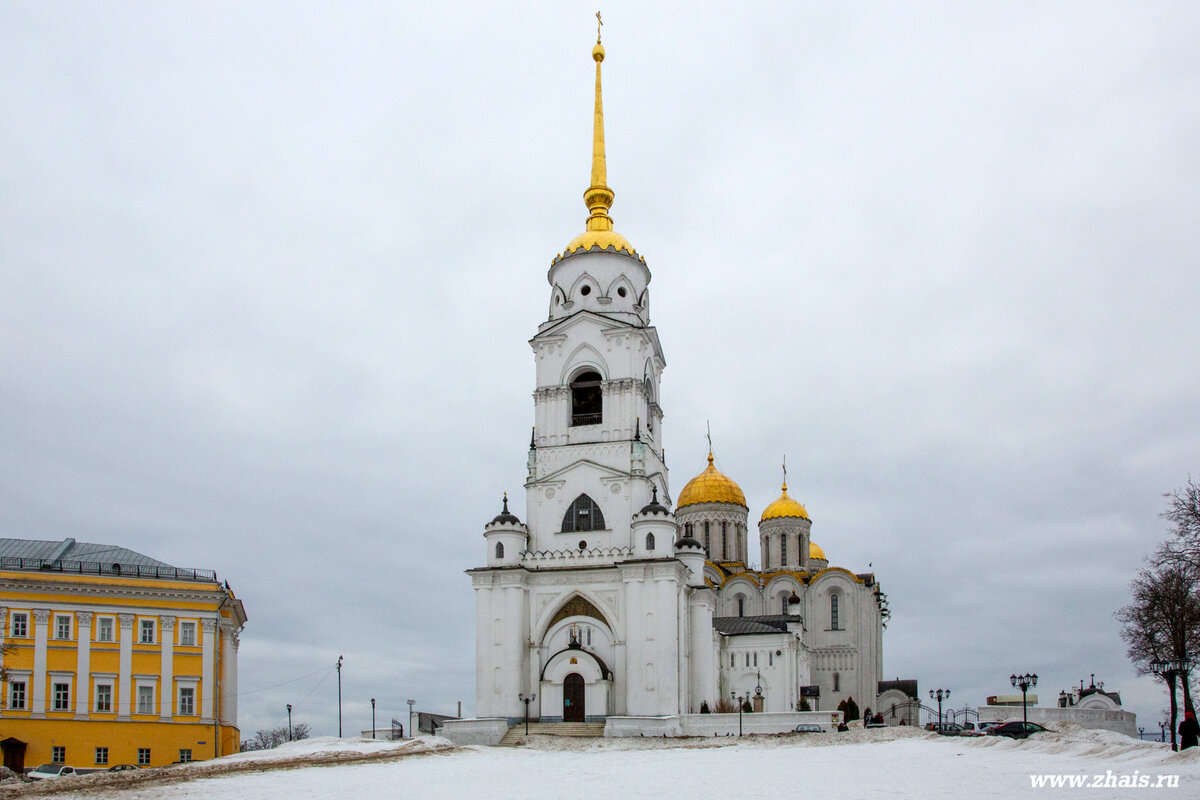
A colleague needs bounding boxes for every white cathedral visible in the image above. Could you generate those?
[466,32,890,733]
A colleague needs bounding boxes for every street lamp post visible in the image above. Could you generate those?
[1150,659,1190,751]
[287,704,292,742]
[1010,672,1038,726]
[336,655,344,737]
[407,699,416,739]
[519,693,536,735]
[371,698,376,739]
[731,691,745,737]
[929,688,950,732]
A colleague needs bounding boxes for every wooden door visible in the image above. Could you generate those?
[563,673,585,721]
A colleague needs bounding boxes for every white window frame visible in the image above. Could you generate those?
[55,614,71,640]
[52,680,71,711]
[139,619,156,644]
[136,683,156,715]
[94,678,116,713]
[95,746,108,765]
[178,748,192,763]
[96,616,115,643]
[178,621,197,647]
[11,611,28,637]
[178,686,195,716]
[137,747,151,766]
[7,670,31,710]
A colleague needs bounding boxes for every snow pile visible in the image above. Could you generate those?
[216,736,433,764]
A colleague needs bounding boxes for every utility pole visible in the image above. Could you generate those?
[337,655,344,737]
[287,704,293,741]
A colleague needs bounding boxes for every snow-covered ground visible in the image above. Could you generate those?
[18,726,1200,799]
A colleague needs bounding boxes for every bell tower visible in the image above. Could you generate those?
[525,26,669,555]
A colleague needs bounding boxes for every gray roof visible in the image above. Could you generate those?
[714,615,795,636]
[878,679,919,699]
[0,538,174,569]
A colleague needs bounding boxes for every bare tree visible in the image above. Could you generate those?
[1163,478,1200,567]
[1117,547,1200,749]
[240,723,311,751]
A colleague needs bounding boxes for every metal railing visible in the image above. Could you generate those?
[0,557,217,583]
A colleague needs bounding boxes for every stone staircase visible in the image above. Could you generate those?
[496,721,606,746]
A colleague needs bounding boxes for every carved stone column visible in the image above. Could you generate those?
[75,611,93,717]
[31,609,50,717]
[159,615,176,719]
[117,614,135,719]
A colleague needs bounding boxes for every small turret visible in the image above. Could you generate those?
[484,493,528,567]
[631,484,676,559]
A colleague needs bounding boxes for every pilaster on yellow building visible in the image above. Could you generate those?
[0,538,247,772]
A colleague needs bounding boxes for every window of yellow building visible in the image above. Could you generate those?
[95,683,113,712]
[11,612,28,637]
[136,685,154,714]
[178,687,195,715]
[179,620,196,646]
[9,678,28,709]
[55,614,71,639]
[139,619,156,643]
[95,747,108,765]
[52,681,70,710]
[137,748,150,766]
[52,746,65,764]
[97,616,114,642]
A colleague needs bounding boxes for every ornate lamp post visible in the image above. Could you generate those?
[929,688,950,731]
[519,693,536,735]
[1010,672,1038,726]
[407,698,416,739]
[371,698,376,739]
[731,691,745,737]
[1149,659,1188,751]
[286,704,292,741]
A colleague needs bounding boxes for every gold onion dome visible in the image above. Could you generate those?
[809,541,827,561]
[676,453,748,510]
[760,481,810,522]
[563,30,637,258]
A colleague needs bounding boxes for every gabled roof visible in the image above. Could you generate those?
[878,679,919,699]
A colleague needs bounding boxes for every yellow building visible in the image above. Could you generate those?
[0,537,246,772]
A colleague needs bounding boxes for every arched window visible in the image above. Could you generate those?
[570,371,603,426]
[643,377,655,433]
[737,595,745,617]
[830,593,840,630]
[704,521,710,555]
[781,535,788,565]
[562,494,605,532]
[781,594,789,614]
[721,522,727,559]
[646,532,655,551]
[833,672,840,692]
[685,522,693,537]
[495,541,504,559]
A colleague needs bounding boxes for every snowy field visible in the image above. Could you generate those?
[14,726,1200,799]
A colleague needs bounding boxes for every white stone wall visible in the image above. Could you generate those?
[978,705,1138,738]
[439,718,509,746]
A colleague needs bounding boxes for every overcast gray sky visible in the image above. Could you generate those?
[3,1,1198,738]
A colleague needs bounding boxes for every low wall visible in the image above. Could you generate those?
[978,705,1137,738]
[439,717,510,746]
[605,711,841,738]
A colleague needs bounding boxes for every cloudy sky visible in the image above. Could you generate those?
[3,1,1198,737]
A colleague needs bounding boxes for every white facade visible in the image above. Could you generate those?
[467,34,891,730]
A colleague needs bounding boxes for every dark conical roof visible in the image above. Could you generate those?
[638,484,670,516]
[490,493,522,525]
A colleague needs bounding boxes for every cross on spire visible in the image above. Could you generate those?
[596,10,603,43]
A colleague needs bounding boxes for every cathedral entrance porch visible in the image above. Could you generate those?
[540,649,612,722]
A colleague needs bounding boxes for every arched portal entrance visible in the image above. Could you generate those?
[563,673,585,721]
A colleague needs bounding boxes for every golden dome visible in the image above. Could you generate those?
[676,453,747,509]
[760,482,810,522]
[565,229,637,256]
[808,541,826,561]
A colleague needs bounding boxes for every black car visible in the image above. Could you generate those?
[986,721,1047,740]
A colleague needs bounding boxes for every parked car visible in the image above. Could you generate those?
[976,721,1000,733]
[107,764,141,772]
[794,723,825,733]
[959,722,984,737]
[986,721,1048,740]
[28,764,78,781]
[925,722,964,735]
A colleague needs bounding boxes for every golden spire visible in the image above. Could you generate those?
[560,13,637,258]
[584,11,614,233]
